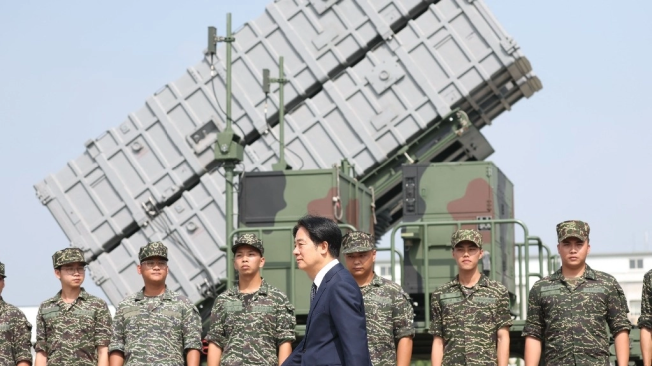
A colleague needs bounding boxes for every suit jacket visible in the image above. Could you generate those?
[283,262,372,366]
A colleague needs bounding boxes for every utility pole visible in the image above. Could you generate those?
[263,56,289,171]
[208,13,243,289]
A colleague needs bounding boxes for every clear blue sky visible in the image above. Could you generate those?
[1,0,650,305]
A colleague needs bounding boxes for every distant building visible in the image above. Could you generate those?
[375,260,402,284]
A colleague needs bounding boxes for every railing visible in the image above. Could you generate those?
[389,219,552,330]
[376,247,405,284]
[514,237,554,317]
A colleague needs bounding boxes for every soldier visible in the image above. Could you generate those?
[0,261,33,366]
[639,269,652,365]
[206,233,296,366]
[430,229,512,366]
[109,241,202,366]
[35,248,112,366]
[523,220,631,366]
[342,231,415,366]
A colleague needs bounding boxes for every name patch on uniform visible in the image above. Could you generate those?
[160,310,181,318]
[252,305,274,313]
[541,285,563,292]
[582,287,606,294]
[369,295,392,305]
[123,306,140,314]
[42,308,60,320]
[439,292,462,299]
[0,324,11,331]
[73,309,95,317]
[474,297,497,304]
[441,298,463,305]
[225,300,243,313]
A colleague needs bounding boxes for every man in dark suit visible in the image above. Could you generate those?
[282,215,372,366]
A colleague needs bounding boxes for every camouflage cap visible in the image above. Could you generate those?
[341,232,376,254]
[232,233,264,255]
[556,220,590,242]
[450,229,482,248]
[52,247,87,268]
[0,261,5,278]
[138,241,169,262]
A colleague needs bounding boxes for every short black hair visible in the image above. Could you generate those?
[293,215,342,258]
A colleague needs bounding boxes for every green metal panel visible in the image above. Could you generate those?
[236,165,374,320]
[402,162,515,295]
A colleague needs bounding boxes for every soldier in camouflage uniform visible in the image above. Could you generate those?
[109,241,202,366]
[0,261,33,366]
[34,248,112,366]
[430,229,512,366]
[523,220,631,366]
[206,233,296,366]
[342,232,415,366]
[639,268,652,365]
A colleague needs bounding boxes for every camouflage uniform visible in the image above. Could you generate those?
[522,220,631,365]
[0,262,33,365]
[342,232,415,366]
[430,274,512,365]
[206,279,296,366]
[109,241,202,366]
[35,248,112,366]
[206,234,296,366]
[429,229,512,365]
[638,269,652,330]
[522,266,630,365]
[359,274,415,366]
[36,288,113,365]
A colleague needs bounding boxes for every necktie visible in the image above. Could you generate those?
[310,283,317,303]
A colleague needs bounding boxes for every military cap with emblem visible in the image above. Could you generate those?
[450,229,482,248]
[52,247,87,269]
[341,232,376,254]
[139,241,169,262]
[232,233,264,255]
[556,220,590,242]
[0,261,5,278]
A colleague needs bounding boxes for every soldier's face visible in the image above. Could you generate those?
[557,237,590,269]
[0,277,4,296]
[293,226,329,277]
[344,250,376,279]
[234,245,264,276]
[452,242,483,271]
[137,256,169,284]
[55,262,86,288]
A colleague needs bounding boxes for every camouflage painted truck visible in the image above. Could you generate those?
[35,0,642,364]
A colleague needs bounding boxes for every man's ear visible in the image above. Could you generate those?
[318,241,329,255]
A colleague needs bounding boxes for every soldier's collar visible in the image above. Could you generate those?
[550,265,595,281]
[135,286,172,301]
[231,278,268,296]
[453,273,488,288]
[78,288,89,300]
[370,273,383,287]
[583,265,596,280]
[49,288,88,303]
